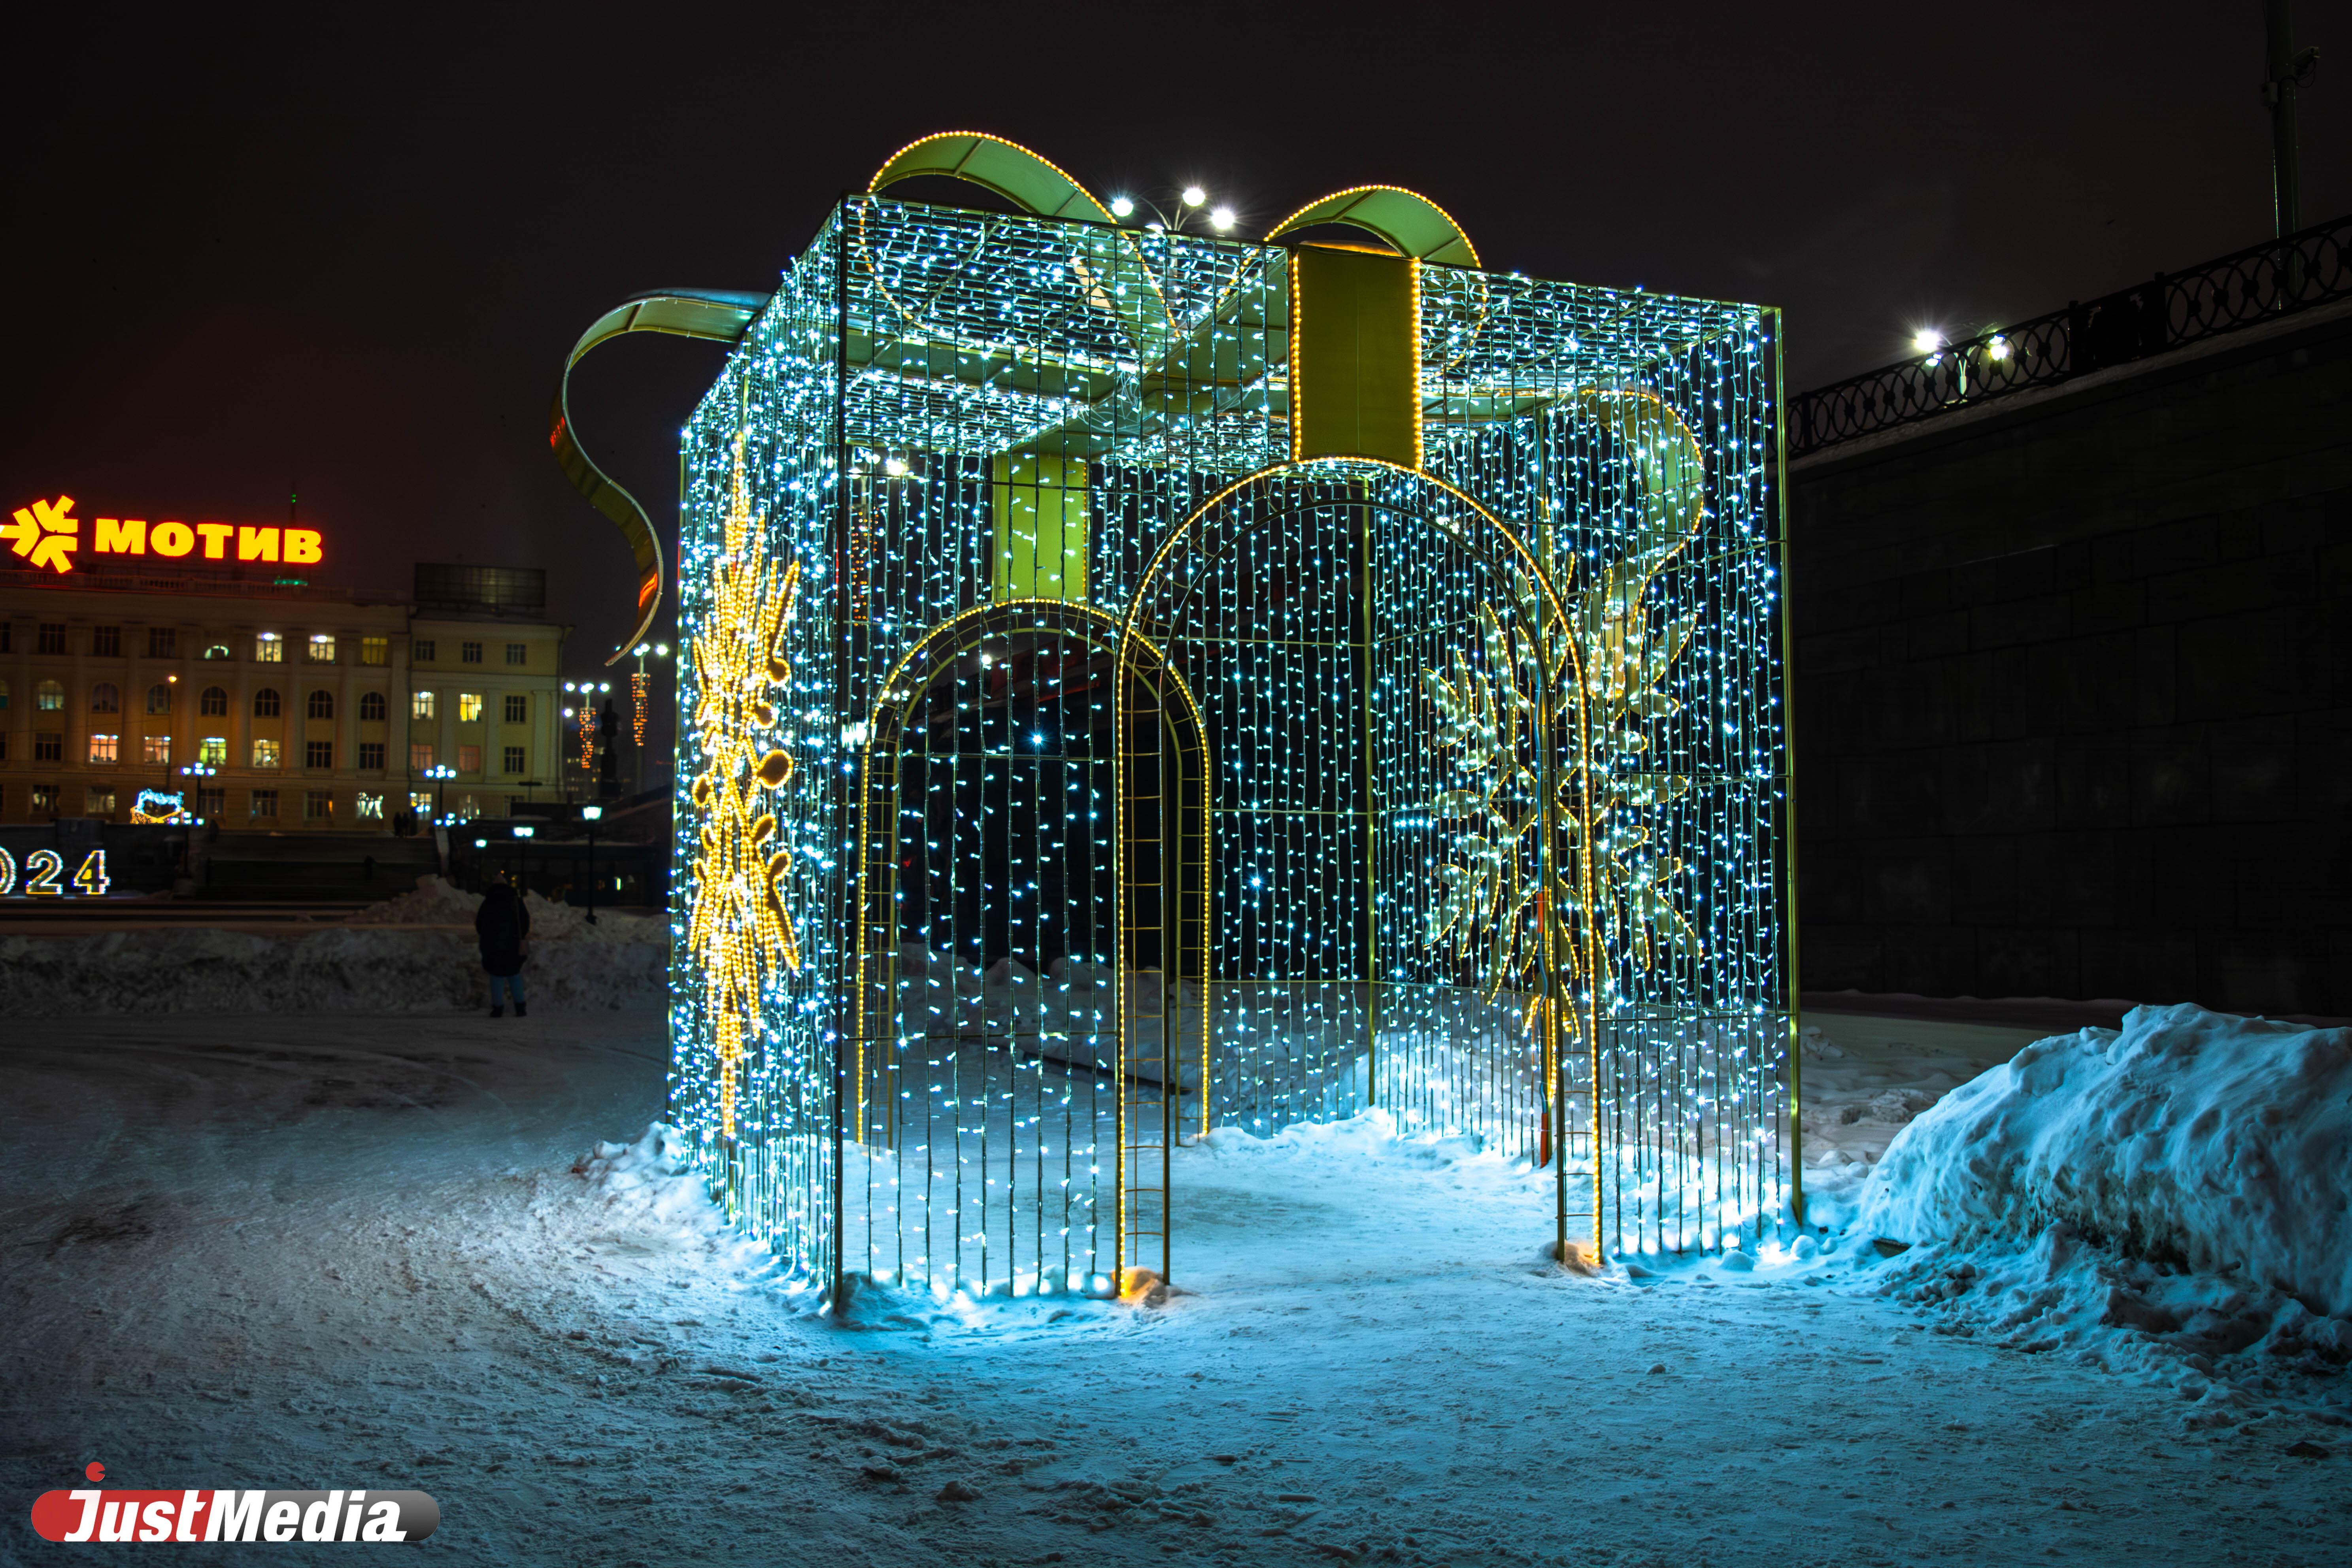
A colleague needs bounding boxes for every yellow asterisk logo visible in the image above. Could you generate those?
[4,496,80,574]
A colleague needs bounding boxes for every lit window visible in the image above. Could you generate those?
[143,735,171,764]
[304,790,334,821]
[37,680,63,711]
[410,743,434,771]
[359,636,390,667]
[253,688,281,717]
[307,689,335,719]
[255,633,283,662]
[504,643,527,666]
[457,793,479,819]
[458,743,482,773]
[306,739,334,769]
[503,693,527,724]
[359,691,387,721]
[252,738,281,768]
[146,683,172,714]
[461,641,483,664]
[86,787,117,817]
[357,792,384,820]
[200,737,227,766]
[31,784,58,814]
[502,746,525,774]
[199,686,228,716]
[358,741,385,770]
[249,789,279,820]
[89,733,119,764]
[91,682,120,714]
[412,690,436,720]
[413,639,436,662]
[307,634,337,663]
[458,693,483,722]
[408,791,434,816]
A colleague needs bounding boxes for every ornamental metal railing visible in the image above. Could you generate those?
[1789,212,2352,457]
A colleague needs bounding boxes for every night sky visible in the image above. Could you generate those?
[6,3,2342,679]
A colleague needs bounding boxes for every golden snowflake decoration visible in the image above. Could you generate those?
[1423,392,1707,1034]
[685,436,804,1140]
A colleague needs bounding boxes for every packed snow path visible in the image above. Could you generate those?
[4,1009,2346,1566]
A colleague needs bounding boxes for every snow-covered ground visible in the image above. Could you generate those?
[5,1001,2347,1564]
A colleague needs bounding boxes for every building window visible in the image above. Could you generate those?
[408,791,435,816]
[255,632,284,662]
[358,740,385,770]
[306,739,334,769]
[458,693,483,722]
[89,734,119,764]
[0,622,9,652]
[461,641,483,664]
[307,634,337,663]
[253,738,281,768]
[34,734,62,762]
[307,689,335,720]
[504,642,527,667]
[37,680,64,711]
[196,786,225,818]
[38,623,67,655]
[502,745,525,774]
[457,793,479,819]
[357,792,384,820]
[413,639,436,662]
[250,789,279,820]
[31,784,59,815]
[92,626,121,657]
[412,690,436,720]
[143,735,171,764]
[305,790,334,821]
[202,643,230,660]
[200,737,227,766]
[457,744,482,773]
[410,742,434,771]
[253,688,281,717]
[359,691,387,721]
[146,683,172,714]
[147,626,177,657]
[359,636,390,666]
[0,677,9,709]
[503,693,528,724]
[196,685,227,717]
[86,787,117,817]
[91,682,120,714]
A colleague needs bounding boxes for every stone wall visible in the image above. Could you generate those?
[1790,300,2352,1015]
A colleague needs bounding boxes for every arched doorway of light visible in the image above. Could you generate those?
[1116,457,1599,1285]
[850,598,1207,1302]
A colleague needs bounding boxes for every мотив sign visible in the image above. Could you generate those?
[4,495,323,575]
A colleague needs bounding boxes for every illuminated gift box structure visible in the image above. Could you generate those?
[556,134,1799,1306]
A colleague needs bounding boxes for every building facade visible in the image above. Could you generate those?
[0,562,569,832]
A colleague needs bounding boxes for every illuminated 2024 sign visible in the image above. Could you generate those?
[0,849,109,896]
[4,495,323,575]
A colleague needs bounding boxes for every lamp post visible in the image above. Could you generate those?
[625,644,672,798]
[176,761,217,824]
[1103,182,1238,236]
[580,804,602,924]
[563,679,615,801]
[511,823,534,896]
[423,763,457,824]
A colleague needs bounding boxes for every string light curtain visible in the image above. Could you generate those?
[664,147,1792,1309]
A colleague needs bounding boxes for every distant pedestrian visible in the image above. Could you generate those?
[474,872,531,1018]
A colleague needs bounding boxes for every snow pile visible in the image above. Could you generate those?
[1797,1026,1979,1228]
[349,875,655,946]
[1845,1004,2352,1424]
[1199,1104,1487,1170]
[0,904,666,1015]
[570,1123,783,1285]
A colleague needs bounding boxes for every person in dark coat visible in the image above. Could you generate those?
[474,873,531,1017]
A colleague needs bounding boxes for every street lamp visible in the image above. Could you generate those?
[1106,182,1236,234]
[423,763,457,821]
[624,646,671,797]
[511,823,534,895]
[580,804,603,924]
